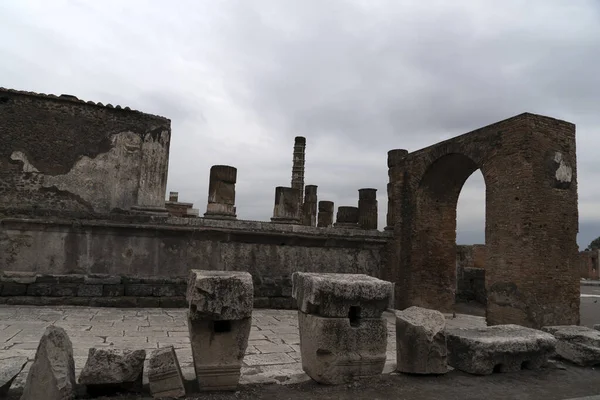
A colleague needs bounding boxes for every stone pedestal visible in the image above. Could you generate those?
[385,149,408,231]
[358,188,378,230]
[317,201,334,228]
[301,185,318,227]
[292,272,393,384]
[271,187,301,224]
[186,270,253,391]
[204,165,237,220]
[334,206,359,229]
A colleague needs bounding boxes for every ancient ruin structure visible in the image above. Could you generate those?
[204,165,237,220]
[0,88,580,332]
[165,191,199,218]
[358,188,378,230]
[301,185,318,226]
[385,113,580,328]
[317,200,334,228]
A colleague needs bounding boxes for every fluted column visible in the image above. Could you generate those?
[271,187,301,224]
[317,201,334,228]
[358,188,378,230]
[301,185,318,227]
[334,206,359,229]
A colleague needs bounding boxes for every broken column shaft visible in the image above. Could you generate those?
[334,206,359,229]
[271,186,301,224]
[204,165,237,220]
[385,149,409,230]
[358,188,378,230]
[291,136,306,208]
[301,185,318,227]
[317,200,334,228]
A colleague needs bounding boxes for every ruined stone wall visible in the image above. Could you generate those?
[0,88,171,214]
[0,216,389,308]
[456,245,486,304]
[578,250,600,280]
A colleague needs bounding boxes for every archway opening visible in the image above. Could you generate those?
[455,169,486,316]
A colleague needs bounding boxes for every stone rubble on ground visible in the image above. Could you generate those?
[446,324,556,375]
[292,272,393,384]
[395,306,448,375]
[187,270,253,391]
[19,326,76,400]
[542,325,600,367]
[148,346,186,399]
[78,348,146,396]
[0,357,27,397]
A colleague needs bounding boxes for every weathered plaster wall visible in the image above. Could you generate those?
[0,88,171,214]
[0,216,390,308]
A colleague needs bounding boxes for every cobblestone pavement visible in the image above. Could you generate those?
[0,305,485,390]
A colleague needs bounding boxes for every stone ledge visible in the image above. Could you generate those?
[0,296,187,308]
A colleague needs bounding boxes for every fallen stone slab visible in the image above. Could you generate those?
[292,272,393,318]
[19,326,76,400]
[542,325,600,367]
[148,346,186,399]
[446,324,556,375]
[396,306,448,374]
[0,357,27,397]
[298,311,387,384]
[78,348,146,396]
[186,270,253,320]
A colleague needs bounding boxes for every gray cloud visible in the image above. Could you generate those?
[1,0,599,248]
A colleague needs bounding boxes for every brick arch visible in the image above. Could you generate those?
[386,113,580,328]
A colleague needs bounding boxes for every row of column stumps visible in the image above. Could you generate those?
[385,149,409,231]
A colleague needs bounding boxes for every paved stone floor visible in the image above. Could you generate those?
[0,305,486,390]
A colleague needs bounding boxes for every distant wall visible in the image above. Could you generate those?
[0,88,171,214]
[456,244,486,304]
[578,250,600,280]
[0,216,390,308]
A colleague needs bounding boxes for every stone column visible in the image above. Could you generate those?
[187,270,253,391]
[292,272,393,385]
[385,149,409,230]
[301,185,318,227]
[334,206,359,229]
[317,201,334,228]
[204,165,237,220]
[291,136,306,207]
[358,188,378,230]
[271,186,301,224]
[168,191,179,202]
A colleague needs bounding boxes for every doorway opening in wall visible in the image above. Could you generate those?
[455,169,486,317]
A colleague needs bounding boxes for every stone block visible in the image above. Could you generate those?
[186,270,253,320]
[298,311,387,384]
[84,274,122,285]
[188,315,251,391]
[292,272,393,318]
[447,324,556,375]
[396,306,448,374]
[0,272,37,284]
[125,284,154,297]
[159,297,186,308]
[26,283,52,296]
[51,284,78,297]
[0,283,27,296]
[153,284,186,297]
[79,348,146,396]
[148,346,186,399]
[542,325,600,366]
[36,274,85,284]
[103,284,125,297]
[20,326,76,400]
[138,297,161,307]
[0,357,27,397]
[77,284,103,297]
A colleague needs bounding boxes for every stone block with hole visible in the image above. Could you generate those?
[292,272,393,384]
[186,270,253,391]
[446,324,556,375]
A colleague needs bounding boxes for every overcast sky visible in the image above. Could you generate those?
[1,0,599,248]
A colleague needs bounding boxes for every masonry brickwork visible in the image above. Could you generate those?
[385,113,580,328]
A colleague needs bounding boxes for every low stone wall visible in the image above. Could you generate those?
[0,214,390,308]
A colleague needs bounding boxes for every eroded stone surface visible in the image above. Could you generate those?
[447,324,556,375]
[298,311,387,384]
[396,306,448,374]
[189,315,251,391]
[0,357,27,397]
[148,346,185,399]
[20,326,76,400]
[542,325,600,367]
[292,272,393,318]
[186,270,253,320]
[79,348,146,395]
